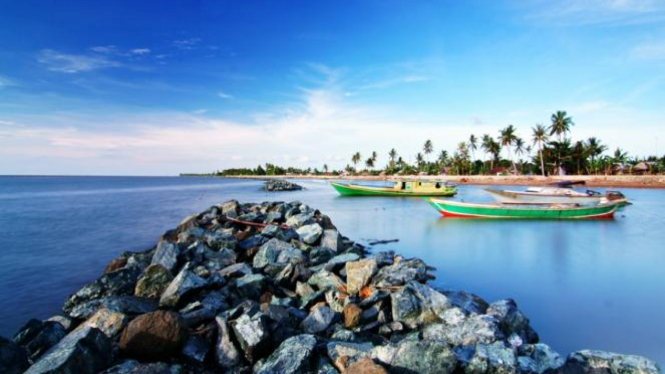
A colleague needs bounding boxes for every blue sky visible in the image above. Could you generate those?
[1,0,664,175]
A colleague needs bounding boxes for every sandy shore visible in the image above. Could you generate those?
[223,174,665,189]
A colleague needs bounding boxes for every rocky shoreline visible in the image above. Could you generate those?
[1,200,661,374]
[263,179,303,192]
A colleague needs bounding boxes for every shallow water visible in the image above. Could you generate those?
[0,176,663,364]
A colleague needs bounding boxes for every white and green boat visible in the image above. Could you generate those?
[427,198,618,219]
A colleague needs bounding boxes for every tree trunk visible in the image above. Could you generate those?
[538,143,545,177]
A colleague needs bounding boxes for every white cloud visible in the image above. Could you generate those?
[131,48,151,55]
[90,45,118,54]
[38,49,121,73]
[217,92,234,99]
[526,0,665,25]
[631,41,665,60]
[173,38,202,50]
[0,76,15,88]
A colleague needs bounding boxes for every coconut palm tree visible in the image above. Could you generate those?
[586,137,607,174]
[499,125,518,172]
[514,137,525,174]
[323,164,328,173]
[352,152,361,173]
[416,153,425,171]
[549,111,574,141]
[468,135,478,161]
[438,150,448,166]
[365,157,375,170]
[532,124,549,176]
[572,141,587,175]
[423,140,433,162]
[481,134,493,169]
[388,148,397,163]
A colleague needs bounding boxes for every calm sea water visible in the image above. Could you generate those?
[0,176,664,364]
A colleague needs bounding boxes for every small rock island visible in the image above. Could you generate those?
[263,179,303,192]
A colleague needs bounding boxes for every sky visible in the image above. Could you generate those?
[1,0,664,175]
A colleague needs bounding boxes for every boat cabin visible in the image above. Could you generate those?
[392,180,452,193]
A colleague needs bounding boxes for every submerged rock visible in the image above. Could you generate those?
[254,334,317,374]
[119,310,186,361]
[264,179,303,192]
[25,327,113,374]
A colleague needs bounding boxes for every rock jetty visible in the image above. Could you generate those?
[263,179,303,191]
[1,200,661,374]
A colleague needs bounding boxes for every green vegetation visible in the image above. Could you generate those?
[209,110,664,177]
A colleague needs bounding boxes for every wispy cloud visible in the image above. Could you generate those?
[357,75,430,90]
[131,48,151,55]
[38,49,121,73]
[0,76,15,88]
[217,92,234,99]
[631,41,665,60]
[173,38,202,50]
[526,0,665,25]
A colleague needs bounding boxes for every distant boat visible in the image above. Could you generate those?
[427,198,618,219]
[484,181,627,205]
[331,180,457,197]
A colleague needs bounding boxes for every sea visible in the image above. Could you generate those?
[0,176,663,364]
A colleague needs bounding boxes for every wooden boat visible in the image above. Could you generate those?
[331,180,456,197]
[484,181,627,205]
[427,198,618,219]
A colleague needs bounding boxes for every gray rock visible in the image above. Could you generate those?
[277,228,300,242]
[0,336,29,374]
[309,247,335,266]
[370,344,399,366]
[181,291,229,327]
[68,295,158,320]
[235,273,266,299]
[285,212,314,228]
[134,264,173,298]
[297,223,323,244]
[219,200,240,214]
[219,262,253,278]
[260,224,280,237]
[299,290,326,310]
[296,281,315,297]
[561,350,660,374]
[25,327,113,374]
[517,344,563,374]
[372,258,428,287]
[467,341,517,374]
[308,270,346,291]
[215,315,241,370]
[254,334,317,374]
[391,281,451,328]
[264,179,303,192]
[151,239,179,273]
[253,238,295,269]
[326,341,374,365]
[204,231,237,251]
[63,266,141,314]
[391,340,457,374]
[276,247,306,265]
[100,360,172,374]
[346,259,378,294]
[442,290,490,315]
[238,235,268,251]
[231,313,270,363]
[301,306,335,334]
[159,268,207,307]
[181,334,209,364]
[487,299,538,344]
[12,320,66,362]
[423,314,502,346]
[265,211,283,224]
[324,253,360,271]
[320,229,344,252]
[73,307,128,338]
[45,316,74,332]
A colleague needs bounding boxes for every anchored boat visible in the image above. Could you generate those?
[331,180,456,197]
[427,198,618,219]
[484,181,627,205]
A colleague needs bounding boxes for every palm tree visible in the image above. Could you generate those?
[438,150,448,166]
[352,152,361,173]
[323,164,328,173]
[416,153,425,171]
[468,135,478,161]
[532,124,549,176]
[572,141,587,175]
[549,111,574,141]
[423,140,433,162]
[388,148,397,163]
[499,125,518,172]
[586,137,607,174]
[514,137,525,174]
[365,157,375,170]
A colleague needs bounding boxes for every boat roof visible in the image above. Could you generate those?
[547,180,586,187]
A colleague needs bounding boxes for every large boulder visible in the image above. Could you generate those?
[254,334,317,374]
[150,239,179,273]
[390,340,457,374]
[215,315,242,370]
[0,337,29,374]
[422,313,502,346]
[63,266,141,314]
[487,299,538,344]
[118,310,186,361]
[12,319,66,362]
[253,238,295,269]
[320,229,344,252]
[346,259,378,295]
[301,305,335,334]
[68,295,157,320]
[235,273,266,299]
[159,268,206,308]
[560,350,660,374]
[25,327,113,374]
[296,224,323,244]
[74,308,128,338]
[231,313,270,363]
[134,264,173,298]
[517,343,564,374]
[391,281,451,328]
[372,258,429,287]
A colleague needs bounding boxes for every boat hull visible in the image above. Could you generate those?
[484,189,603,204]
[428,198,617,219]
[332,182,456,197]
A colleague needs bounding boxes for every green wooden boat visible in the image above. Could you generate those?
[331,181,457,197]
[427,198,618,219]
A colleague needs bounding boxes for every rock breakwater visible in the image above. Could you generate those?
[1,200,660,374]
[263,179,303,192]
